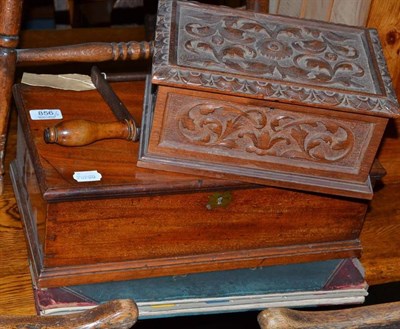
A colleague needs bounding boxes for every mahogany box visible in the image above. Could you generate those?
[138,0,399,200]
[11,81,374,288]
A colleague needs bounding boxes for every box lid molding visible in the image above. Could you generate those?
[152,0,399,119]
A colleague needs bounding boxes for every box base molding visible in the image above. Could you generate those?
[32,241,362,288]
[137,154,374,201]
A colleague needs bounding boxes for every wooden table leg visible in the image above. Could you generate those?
[0,0,23,194]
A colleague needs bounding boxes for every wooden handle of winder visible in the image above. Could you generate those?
[44,119,139,146]
[0,299,138,329]
[258,301,400,329]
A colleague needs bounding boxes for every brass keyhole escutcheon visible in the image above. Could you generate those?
[206,192,233,210]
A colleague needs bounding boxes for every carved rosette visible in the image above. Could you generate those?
[177,103,354,163]
[152,0,399,118]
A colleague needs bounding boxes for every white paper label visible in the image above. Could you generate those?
[29,109,63,120]
[73,170,102,182]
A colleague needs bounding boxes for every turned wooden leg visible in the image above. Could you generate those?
[0,0,23,194]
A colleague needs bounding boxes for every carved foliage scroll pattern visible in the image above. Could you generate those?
[178,103,354,163]
[152,0,399,117]
[180,12,369,92]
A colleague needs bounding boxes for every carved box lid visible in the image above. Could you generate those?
[151,0,399,118]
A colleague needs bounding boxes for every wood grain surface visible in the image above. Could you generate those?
[258,301,400,328]
[367,0,400,101]
[1,1,400,316]
[0,102,35,315]
[0,299,138,329]
[269,0,372,26]
[362,0,400,284]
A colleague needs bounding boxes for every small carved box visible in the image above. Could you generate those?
[138,0,399,199]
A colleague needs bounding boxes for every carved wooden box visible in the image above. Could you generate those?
[138,0,399,200]
[11,82,373,288]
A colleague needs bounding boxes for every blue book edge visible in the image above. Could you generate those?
[34,258,368,318]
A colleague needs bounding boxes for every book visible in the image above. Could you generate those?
[34,258,368,319]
